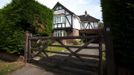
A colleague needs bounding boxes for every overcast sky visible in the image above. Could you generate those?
[0,0,102,20]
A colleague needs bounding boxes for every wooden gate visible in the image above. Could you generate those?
[25,31,104,75]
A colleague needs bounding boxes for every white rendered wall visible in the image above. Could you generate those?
[80,22,99,29]
[90,22,98,29]
[65,15,71,27]
[73,16,81,30]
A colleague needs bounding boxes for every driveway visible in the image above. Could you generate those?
[9,43,105,75]
[9,64,54,75]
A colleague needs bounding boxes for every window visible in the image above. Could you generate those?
[56,16,61,23]
[53,30,67,37]
[54,15,65,24]
[53,15,66,29]
[62,16,65,23]
[59,7,62,10]
[56,6,62,10]
[54,24,57,28]
[57,24,61,28]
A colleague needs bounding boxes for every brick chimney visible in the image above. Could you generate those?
[85,11,88,16]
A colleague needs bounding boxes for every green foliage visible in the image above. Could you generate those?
[98,22,104,29]
[0,0,53,54]
[101,0,134,68]
[2,0,53,35]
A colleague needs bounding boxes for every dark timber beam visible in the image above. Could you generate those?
[71,15,73,28]
[65,15,71,27]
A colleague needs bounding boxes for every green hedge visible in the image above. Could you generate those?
[0,0,53,54]
[101,0,134,68]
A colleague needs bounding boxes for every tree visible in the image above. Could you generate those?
[98,22,104,29]
[101,0,134,69]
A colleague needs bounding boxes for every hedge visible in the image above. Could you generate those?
[101,0,134,68]
[0,0,53,54]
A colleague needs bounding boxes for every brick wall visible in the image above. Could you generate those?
[66,29,80,44]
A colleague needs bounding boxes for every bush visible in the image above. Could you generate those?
[0,0,53,54]
[72,39,81,45]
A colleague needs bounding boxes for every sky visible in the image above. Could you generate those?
[0,0,102,20]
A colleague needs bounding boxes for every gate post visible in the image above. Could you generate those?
[24,31,29,63]
[28,32,32,62]
[24,31,32,63]
[98,33,103,75]
[104,27,115,75]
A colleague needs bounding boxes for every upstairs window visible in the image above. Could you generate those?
[53,15,65,24]
[57,16,61,23]
[56,6,62,10]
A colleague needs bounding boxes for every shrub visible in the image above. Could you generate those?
[0,0,53,54]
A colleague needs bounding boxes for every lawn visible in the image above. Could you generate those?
[0,60,24,75]
[46,42,66,52]
[46,46,65,52]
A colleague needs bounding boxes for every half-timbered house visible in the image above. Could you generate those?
[79,11,100,30]
[52,2,100,44]
[53,2,80,37]
[79,11,101,43]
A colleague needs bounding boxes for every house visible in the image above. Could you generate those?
[53,2,80,37]
[79,11,100,30]
[79,11,101,36]
[52,2,100,37]
[78,11,101,42]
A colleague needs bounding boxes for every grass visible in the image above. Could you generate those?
[0,60,25,75]
[46,46,65,52]
[46,42,66,52]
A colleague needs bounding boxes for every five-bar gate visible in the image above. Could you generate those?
[25,31,104,75]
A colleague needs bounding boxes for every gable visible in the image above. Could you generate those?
[53,2,74,15]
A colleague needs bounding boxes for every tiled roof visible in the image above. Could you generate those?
[78,15,100,22]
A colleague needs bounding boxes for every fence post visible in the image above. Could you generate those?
[28,32,32,62]
[24,31,29,63]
